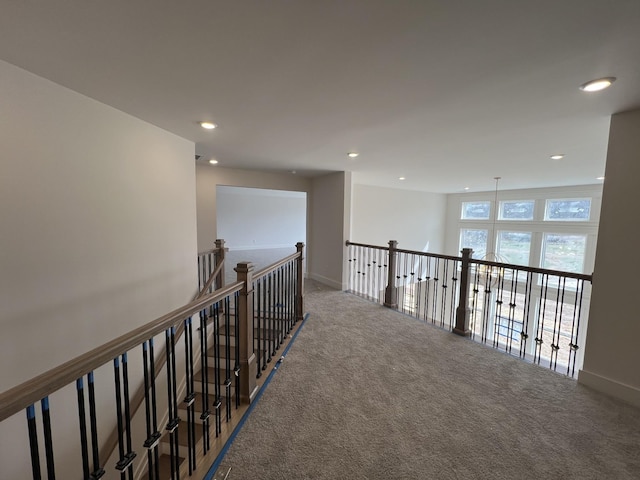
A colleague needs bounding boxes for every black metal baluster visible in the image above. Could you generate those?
[256,280,262,377]
[234,292,241,409]
[449,260,459,330]
[224,296,232,421]
[213,303,222,436]
[269,273,275,360]
[440,259,449,327]
[534,274,549,364]
[432,258,440,325]
[148,339,160,479]
[567,279,585,377]
[493,266,506,349]
[113,357,127,480]
[26,404,41,480]
[165,328,180,480]
[520,271,533,359]
[142,341,161,479]
[40,397,56,480]
[506,269,518,354]
[76,379,90,479]
[469,265,481,339]
[87,372,104,479]
[549,277,565,371]
[199,309,211,454]
[183,317,196,474]
[112,355,137,479]
[262,277,268,372]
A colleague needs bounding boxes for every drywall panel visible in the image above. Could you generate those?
[308,172,351,289]
[351,184,446,252]
[217,186,306,250]
[196,165,311,251]
[579,109,640,406]
[0,59,197,478]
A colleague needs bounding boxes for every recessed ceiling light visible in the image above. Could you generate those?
[464,187,470,191]
[596,176,605,180]
[209,159,218,165]
[347,152,359,158]
[200,121,217,130]
[291,170,297,175]
[550,154,564,160]
[399,177,406,181]
[579,77,616,92]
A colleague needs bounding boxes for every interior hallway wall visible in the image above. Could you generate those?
[308,172,352,289]
[579,108,640,407]
[351,184,446,252]
[196,164,311,252]
[0,59,197,478]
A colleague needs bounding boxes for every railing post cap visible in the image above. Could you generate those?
[296,242,305,248]
[234,261,255,273]
[389,240,398,247]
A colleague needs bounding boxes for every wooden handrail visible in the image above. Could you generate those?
[0,281,243,422]
[346,240,592,282]
[469,258,592,281]
[196,259,225,299]
[253,252,301,281]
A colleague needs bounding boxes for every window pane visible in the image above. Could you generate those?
[461,201,490,220]
[496,231,531,266]
[541,234,586,273]
[460,229,487,259]
[499,201,534,220]
[545,199,591,221]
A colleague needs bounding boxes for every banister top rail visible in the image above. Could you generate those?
[395,247,462,262]
[345,240,389,251]
[345,240,463,262]
[470,257,593,282]
[0,280,243,422]
[254,252,301,282]
[196,259,225,299]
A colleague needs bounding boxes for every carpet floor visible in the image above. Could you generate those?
[221,280,640,479]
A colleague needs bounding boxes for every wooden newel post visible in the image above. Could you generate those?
[214,238,226,289]
[235,262,258,403]
[454,248,473,336]
[384,240,398,309]
[296,242,305,323]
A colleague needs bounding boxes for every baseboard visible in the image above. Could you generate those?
[578,369,640,408]
[307,272,343,290]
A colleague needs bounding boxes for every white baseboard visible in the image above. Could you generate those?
[578,369,640,408]
[308,272,343,290]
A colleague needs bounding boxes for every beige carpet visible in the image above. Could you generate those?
[221,280,640,479]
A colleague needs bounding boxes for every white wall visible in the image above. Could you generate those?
[196,164,311,252]
[217,186,306,250]
[579,109,640,407]
[308,172,352,289]
[0,60,197,478]
[351,184,446,252]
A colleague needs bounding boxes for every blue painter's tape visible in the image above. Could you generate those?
[204,313,310,480]
[26,404,36,420]
[42,397,49,411]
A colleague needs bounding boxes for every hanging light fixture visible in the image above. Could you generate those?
[479,177,506,286]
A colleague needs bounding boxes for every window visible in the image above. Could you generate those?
[496,231,532,266]
[541,233,587,274]
[461,201,490,220]
[460,229,487,259]
[499,200,534,220]
[545,199,591,221]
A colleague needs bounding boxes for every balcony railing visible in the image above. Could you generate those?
[346,240,592,377]
[0,241,304,480]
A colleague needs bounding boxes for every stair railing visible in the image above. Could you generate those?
[0,241,305,480]
[346,240,592,377]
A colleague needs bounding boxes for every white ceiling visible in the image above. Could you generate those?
[2,1,639,193]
